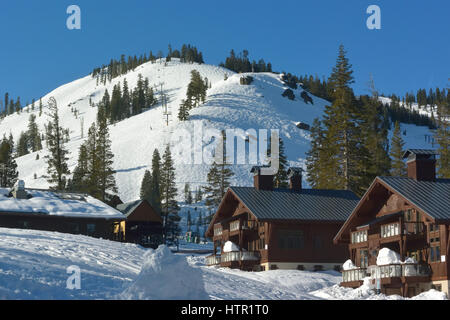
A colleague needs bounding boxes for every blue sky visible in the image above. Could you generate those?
[0,0,448,104]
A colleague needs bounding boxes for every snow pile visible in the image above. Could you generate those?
[0,227,145,299]
[119,245,208,300]
[342,259,356,270]
[223,241,240,253]
[376,248,402,265]
[411,289,448,300]
[403,257,417,264]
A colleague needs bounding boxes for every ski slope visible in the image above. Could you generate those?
[0,59,436,202]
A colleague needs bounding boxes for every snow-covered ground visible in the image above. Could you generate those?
[0,227,446,300]
[0,59,436,204]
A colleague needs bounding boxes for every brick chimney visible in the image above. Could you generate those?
[287,167,303,191]
[403,149,437,181]
[250,166,273,190]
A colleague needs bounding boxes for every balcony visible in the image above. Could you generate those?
[205,254,221,266]
[342,263,431,285]
[213,225,223,237]
[380,221,425,239]
[221,251,261,263]
[230,220,240,232]
[368,263,431,279]
[342,268,368,283]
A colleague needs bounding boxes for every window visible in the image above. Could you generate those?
[360,249,368,268]
[405,209,413,222]
[314,265,323,272]
[297,265,304,271]
[278,230,304,249]
[87,223,96,235]
[430,246,441,262]
[270,264,278,270]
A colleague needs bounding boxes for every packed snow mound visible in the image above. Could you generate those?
[403,257,417,264]
[342,259,356,270]
[119,245,208,300]
[376,248,402,265]
[0,227,145,299]
[411,289,448,300]
[223,241,240,253]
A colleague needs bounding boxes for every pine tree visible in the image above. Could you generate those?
[204,132,234,209]
[159,144,179,241]
[70,144,89,193]
[177,99,190,121]
[0,135,18,187]
[187,210,192,232]
[358,88,390,192]
[95,105,118,201]
[390,121,406,176]
[27,114,42,152]
[84,123,99,196]
[148,149,162,214]
[45,97,70,190]
[434,92,450,178]
[269,137,289,188]
[140,170,153,202]
[306,119,326,188]
[195,186,203,202]
[39,98,43,117]
[16,132,29,157]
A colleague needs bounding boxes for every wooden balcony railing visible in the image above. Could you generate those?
[367,263,431,279]
[221,251,260,263]
[342,268,368,283]
[205,254,221,266]
[342,263,430,284]
[214,226,223,237]
[380,222,425,238]
[230,220,240,232]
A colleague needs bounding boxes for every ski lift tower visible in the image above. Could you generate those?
[159,82,171,126]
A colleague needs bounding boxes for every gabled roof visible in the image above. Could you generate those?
[334,176,450,244]
[378,176,450,221]
[116,199,163,223]
[403,149,438,158]
[229,187,359,222]
[116,200,143,217]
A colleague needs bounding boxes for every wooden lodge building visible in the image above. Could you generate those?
[116,199,163,248]
[334,149,450,297]
[205,166,360,271]
[0,181,125,240]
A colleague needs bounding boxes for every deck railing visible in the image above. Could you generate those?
[342,268,368,283]
[221,251,260,263]
[367,263,431,279]
[205,254,221,266]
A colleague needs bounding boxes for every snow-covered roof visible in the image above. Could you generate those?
[0,188,124,219]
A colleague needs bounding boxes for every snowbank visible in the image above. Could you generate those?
[411,289,448,300]
[342,259,356,270]
[119,246,208,300]
[223,241,240,253]
[376,248,402,265]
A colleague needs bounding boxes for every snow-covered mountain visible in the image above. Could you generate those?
[0,58,435,202]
